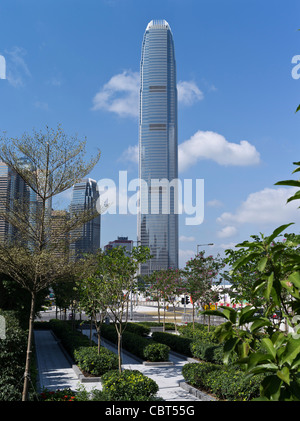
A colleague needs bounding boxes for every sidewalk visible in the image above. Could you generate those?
[34,329,212,401]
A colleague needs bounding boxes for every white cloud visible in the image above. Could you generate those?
[5,46,31,87]
[217,226,237,238]
[179,130,260,172]
[207,199,223,208]
[177,80,204,105]
[218,242,239,250]
[92,70,140,117]
[179,235,196,242]
[92,70,203,118]
[217,187,300,227]
[121,130,260,173]
[120,144,139,163]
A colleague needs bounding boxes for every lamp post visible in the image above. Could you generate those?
[197,243,214,254]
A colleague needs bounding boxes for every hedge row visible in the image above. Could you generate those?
[0,310,28,401]
[151,331,193,357]
[101,324,170,362]
[182,362,262,401]
[48,319,93,359]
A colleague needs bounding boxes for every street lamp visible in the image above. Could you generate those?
[197,243,214,254]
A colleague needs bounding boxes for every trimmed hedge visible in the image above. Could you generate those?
[74,346,118,376]
[48,319,92,359]
[182,362,262,401]
[101,324,170,361]
[0,310,28,401]
[101,369,159,401]
[143,343,170,362]
[151,331,193,357]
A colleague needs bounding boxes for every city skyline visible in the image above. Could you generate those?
[0,1,299,267]
[138,19,178,275]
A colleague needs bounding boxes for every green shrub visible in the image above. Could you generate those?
[74,346,118,376]
[101,324,166,361]
[0,310,27,400]
[178,323,218,343]
[190,340,229,364]
[182,362,262,401]
[151,331,193,356]
[125,322,150,336]
[101,369,159,401]
[143,343,170,362]
[48,319,93,358]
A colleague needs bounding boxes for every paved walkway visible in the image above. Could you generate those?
[34,329,207,401]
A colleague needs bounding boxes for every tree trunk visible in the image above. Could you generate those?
[22,291,36,401]
[173,303,177,333]
[117,331,122,373]
[192,303,195,331]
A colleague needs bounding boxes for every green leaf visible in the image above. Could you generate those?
[288,272,300,289]
[260,375,282,401]
[287,191,300,204]
[239,307,257,325]
[276,367,290,385]
[281,337,300,366]
[247,352,274,370]
[275,180,300,187]
[232,252,261,271]
[250,318,271,333]
[222,307,237,324]
[264,272,274,301]
[296,104,300,113]
[266,223,294,245]
[223,337,240,364]
[261,338,277,360]
[257,256,268,272]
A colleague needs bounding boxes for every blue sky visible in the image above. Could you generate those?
[0,0,300,268]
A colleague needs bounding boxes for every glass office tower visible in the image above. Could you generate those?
[138,20,178,275]
[70,178,100,259]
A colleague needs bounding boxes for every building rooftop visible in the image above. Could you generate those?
[146,19,171,31]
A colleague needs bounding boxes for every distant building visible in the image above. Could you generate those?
[70,178,100,259]
[51,209,70,260]
[104,236,133,255]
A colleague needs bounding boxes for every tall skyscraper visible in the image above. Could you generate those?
[0,159,44,246]
[138,20,178,275]
[70,178,100,259]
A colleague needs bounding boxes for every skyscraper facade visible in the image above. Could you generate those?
[138,20,178,275]
[70,178,100,259]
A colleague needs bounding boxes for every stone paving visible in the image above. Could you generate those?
[34,329,210,401]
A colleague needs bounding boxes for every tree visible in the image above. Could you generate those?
[94,245,151,372]
[183,251,224,330]
[202,159,300,400]
[152,268,184,333]
[75,252,109,352]
[0,125,101,400]
[203,224,300,400]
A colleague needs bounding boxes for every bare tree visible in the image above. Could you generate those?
[0,125,101,400]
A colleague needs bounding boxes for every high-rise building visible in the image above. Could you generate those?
[51,209,70,260]
[0,159,53,248]
[0,160,31,244]
[70,178,100,259]
[104,236,133,255]
[138,19,178,275]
